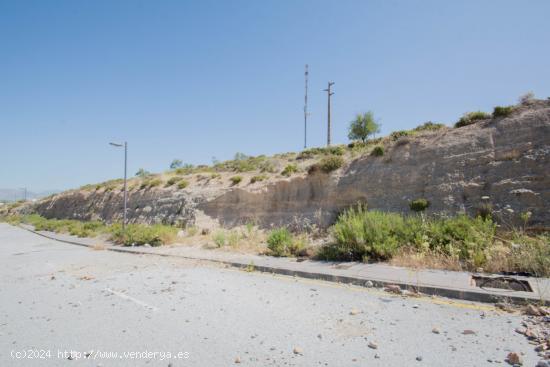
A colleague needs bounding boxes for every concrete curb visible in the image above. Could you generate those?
[19,225,549,306]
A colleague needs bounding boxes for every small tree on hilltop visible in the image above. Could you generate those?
[170,159,183,169]
[135,168,151,177]
[348,111,381,143]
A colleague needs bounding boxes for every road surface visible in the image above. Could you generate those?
[0,223,540,366]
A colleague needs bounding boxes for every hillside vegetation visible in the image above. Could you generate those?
[1,95,549,276]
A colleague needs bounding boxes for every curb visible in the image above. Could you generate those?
[19,225,549,306]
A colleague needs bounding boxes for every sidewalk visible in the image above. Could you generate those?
[20,224,550,305]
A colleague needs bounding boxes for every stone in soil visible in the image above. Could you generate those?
[506,352,522,365]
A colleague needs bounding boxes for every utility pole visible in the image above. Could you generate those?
[323,82,335,146]
[109,141,128,230]
[123,141,127,229]
[304,64,309,149]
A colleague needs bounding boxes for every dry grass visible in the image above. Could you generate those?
[389,247,463,271]
[170,224,269,254]
[91,243,106,251]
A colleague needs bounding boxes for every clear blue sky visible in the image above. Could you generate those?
[1,0,549,192]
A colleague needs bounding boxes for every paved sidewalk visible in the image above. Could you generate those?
[19,224,550,305]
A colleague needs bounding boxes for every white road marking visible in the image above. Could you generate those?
[104,287,159,311]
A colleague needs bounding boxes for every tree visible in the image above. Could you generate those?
[234,152,249,161]
[135,168,151,177]
[348,111,381,143]
[170,159,183,169]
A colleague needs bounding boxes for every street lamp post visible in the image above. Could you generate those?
[109,141,128,229]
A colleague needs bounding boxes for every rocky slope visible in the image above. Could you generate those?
[13,100,550,230]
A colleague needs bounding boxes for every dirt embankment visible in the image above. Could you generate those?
[13,101,550,230]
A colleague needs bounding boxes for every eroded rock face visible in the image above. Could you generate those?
[24,101,550,229]
[200,102,550,228]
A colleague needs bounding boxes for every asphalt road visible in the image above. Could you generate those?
[0,223,540,366]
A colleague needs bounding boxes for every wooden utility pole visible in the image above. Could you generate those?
[324,82,334,146]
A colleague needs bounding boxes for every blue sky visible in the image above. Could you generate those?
[1,0,549,192]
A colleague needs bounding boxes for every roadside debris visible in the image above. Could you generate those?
[513,303,550,364]
[496,302,516,313]
[524,304,549,317]
[384,284,402,294]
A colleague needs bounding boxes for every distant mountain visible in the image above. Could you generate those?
[0,188,60,202]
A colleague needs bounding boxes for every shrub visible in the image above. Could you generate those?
[476,202,493,220]
[234,152,249,161]
[68,220,105,237]
[519,91,535,105]
[166,176,183,186]
[320,205,496,268]
[177,180,189,189]
[318,155,344,173]
[230,176,242,185]
[135,168,151,177]
[186,226,199,236]
[250,175,267,184]
[215,155,268,173]
[227,231,240,247]
[175,166,194,175]
[492,106,515,118]
[212,230,226,247]
[281,164,298,177]
[414,121,446,132]
[409,198,430,212]
[148,178,162,188]
[454,111,490,128]
[296,150,315,160]
[109,223,177,246]
[210,173,221,179]
[347,141,368,149]
[297,146,344,159]
[423,215,495,267]
[371,146,384,156]
[504,233,550,276]
[140,178,162,189]
[325,146,345,156]
[259,160,277,173]
[267,228,303,256]
[328,205,412,261]
[170,159,183,169]
[11,215,177,247]
[389,130,411,141]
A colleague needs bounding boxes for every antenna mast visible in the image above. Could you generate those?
[304,64,309,149]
